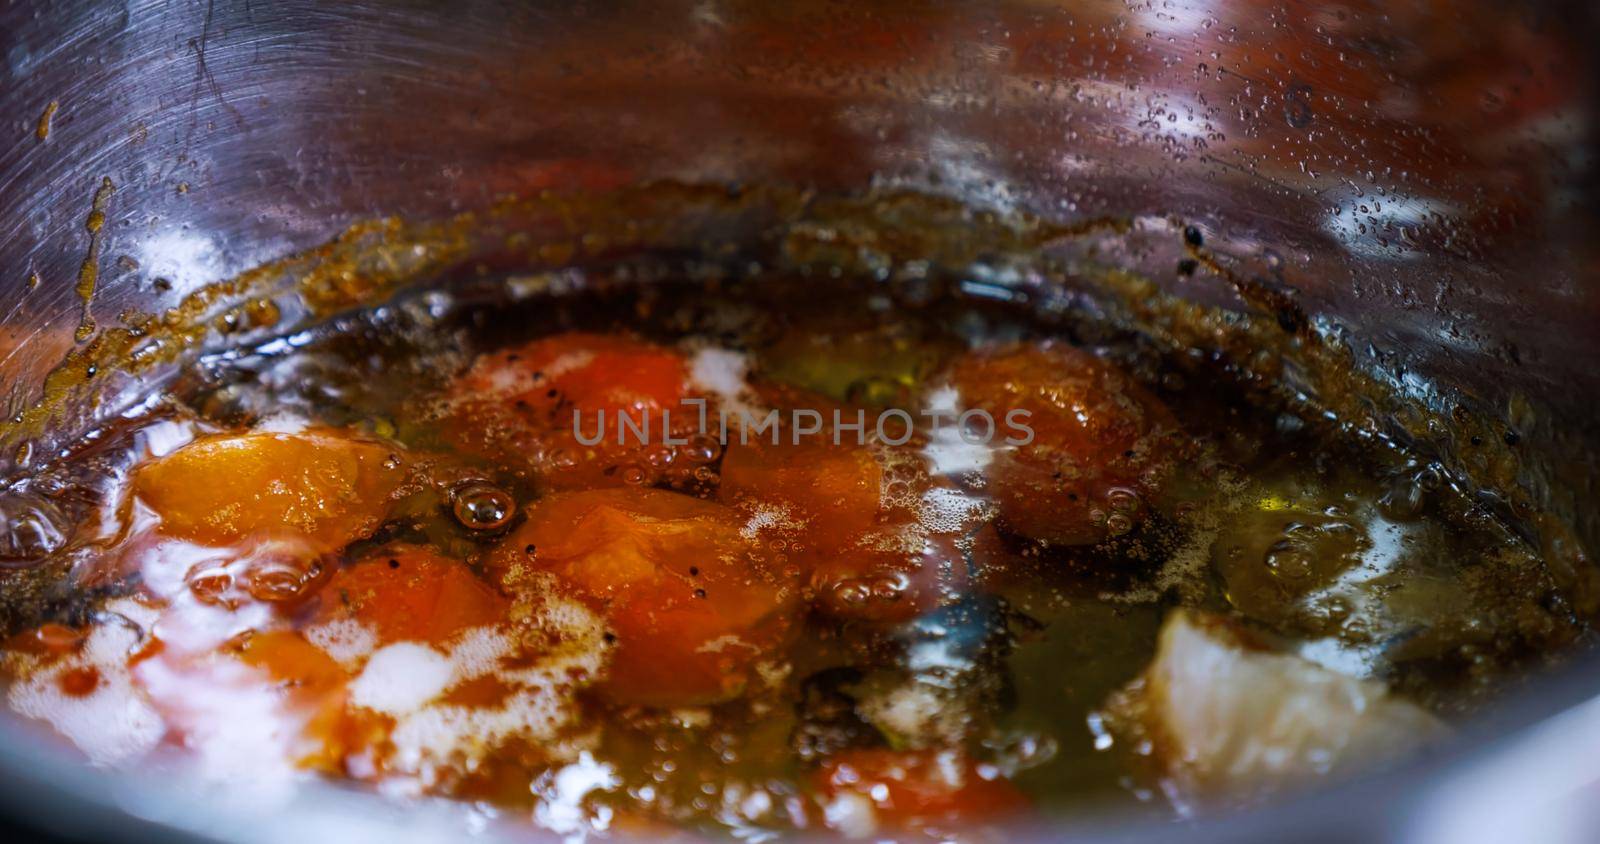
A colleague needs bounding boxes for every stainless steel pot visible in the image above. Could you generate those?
[2,1,1597,841]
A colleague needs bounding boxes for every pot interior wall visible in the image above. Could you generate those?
[0,1,1597,841]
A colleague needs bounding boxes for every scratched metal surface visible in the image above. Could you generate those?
[1,0,1597,466]
[0,1,1598,842]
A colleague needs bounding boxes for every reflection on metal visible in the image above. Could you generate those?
[0,1,1596,842]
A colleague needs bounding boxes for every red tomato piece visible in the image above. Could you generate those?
[720,387,986,623]
[813,749,1028,835]
[489,488,798,707]
[819,524,979,623]
[314,544,509,646]
[948,342,1181,546]
[720,435,884,540]
[443,332,696,490]
[809,525,971,624]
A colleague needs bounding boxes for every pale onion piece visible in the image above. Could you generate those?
[1137,609,1449,800]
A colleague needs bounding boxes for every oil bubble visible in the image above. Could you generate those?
[186,564,237,608]
[685,434,722,463]
[0,491,69,568]
[619,464,650,486]
[452,482,515,530]
[245,558,319,603]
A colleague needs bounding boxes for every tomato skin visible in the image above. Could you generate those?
[948,342,1180,546]
[810,525,971,624]
[455,332,687,418]
[721,436,967,624]
[489,488,798,707]
[228,629,378,772]
[720,386,990,624]
[444,332,696,490]
[133,430,406,550]
[720,435,884,538]
[813,749,1028,834]
[314,544,509,646]
[8,623,86,657]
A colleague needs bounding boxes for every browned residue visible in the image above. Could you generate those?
[74,177,116,342]
[36,101,58,141]
[0,183,1586,586]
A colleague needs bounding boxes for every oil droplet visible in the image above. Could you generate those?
[32,624,84,654]
[186,564,237,608]
[549,448,578,470]
[685,434,722,463]
[245,557,321,603]
[1263,540,1314,580]
[619,464,649,486]
[828,579,873,607]
[1106,487,1142,515]
[452,482,515,530]
[845,375,905,407]
[642,444,675,468]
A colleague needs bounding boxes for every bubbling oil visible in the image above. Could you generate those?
[0,265,1587,837]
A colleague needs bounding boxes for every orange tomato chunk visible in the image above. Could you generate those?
[719,393,987,623]
[315,544,509,646]
[948,342,1180,545]
[490,488,798,706]
[235,630,347,692]
[444,332,695,489]
[813,749,1028,835]
[133,430,405,549]
[720,435,883,539]
[455,332,688,418]
[810,526,970,624]
[229,630,397,772]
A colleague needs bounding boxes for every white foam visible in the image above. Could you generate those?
[532,752,620,841]
[689,346,762,420]
[740,503,802,539]
[303,618,378,669]
[350,592,613,786]
[349,643,455,715]
[821,792,878,839]
[254,412,311,434]
[134,652,301,798]
[480,349,595,398]
[4,599,165,766]
[920,384,997,476]
[916,485,989,535]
